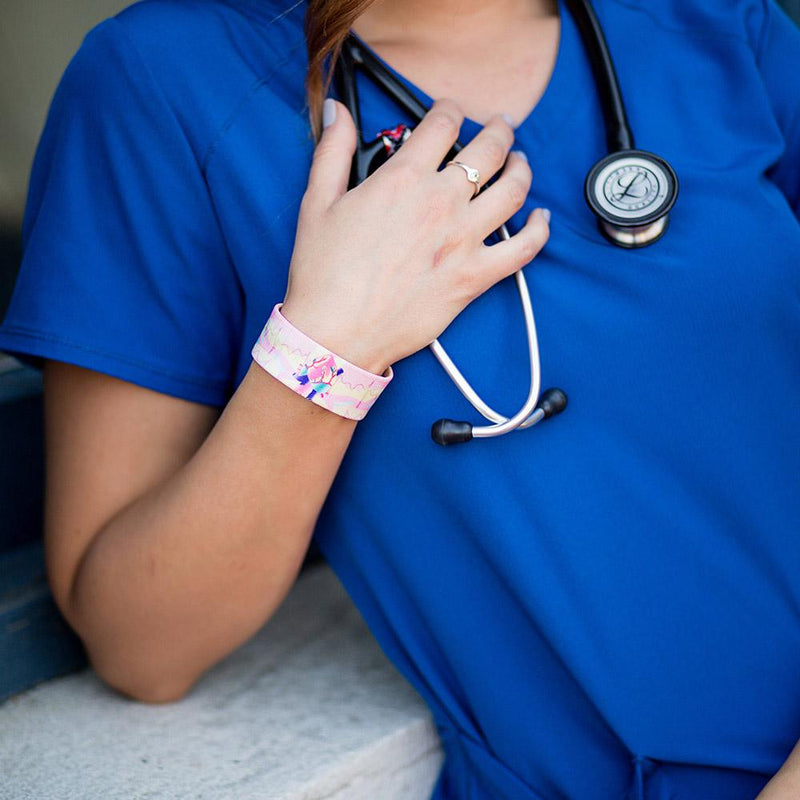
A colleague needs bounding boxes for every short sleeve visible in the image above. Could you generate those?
[752,1,800,216]
[0,18,243,406]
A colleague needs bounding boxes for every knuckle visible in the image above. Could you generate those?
[427,109,460,140]
[482,135,507,167]
[515,156,533,184]
[532,219,551,247]
[389,160,422,190]
[505,177,529,210]
[518,233,543,264]
[420,188,452,224]
[311,140,338,167]
[432,98,465,120]
[490,114,515,145]
[454,266,482,300]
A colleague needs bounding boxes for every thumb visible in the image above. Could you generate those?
[306,99,357,210]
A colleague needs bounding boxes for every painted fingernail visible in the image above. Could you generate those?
[323,98,336,129]
[512,149,528,163]
[501,113,516,127]
[541,208,552,224]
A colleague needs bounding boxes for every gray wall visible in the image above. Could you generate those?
[0,1,130,228]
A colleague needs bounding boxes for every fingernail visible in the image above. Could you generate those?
[501,113,515,127]
[323,98,336,129]
[512,149,528,163]
[541,208,552,224]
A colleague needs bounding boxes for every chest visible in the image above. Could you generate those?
[349,13,561,126]
[203,7,799,399]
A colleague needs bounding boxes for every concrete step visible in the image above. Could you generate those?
[0,564,444,800]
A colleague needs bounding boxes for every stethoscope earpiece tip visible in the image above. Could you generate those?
[538,387,568,418]
[431,419,473,446]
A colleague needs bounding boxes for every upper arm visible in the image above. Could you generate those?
[43,361,218,617]
[0,18,243,406]
[2,18,245,614]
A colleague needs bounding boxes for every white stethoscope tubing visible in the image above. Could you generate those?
[428,223,546,438]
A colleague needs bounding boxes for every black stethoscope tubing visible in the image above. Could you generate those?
[565,0,633,152]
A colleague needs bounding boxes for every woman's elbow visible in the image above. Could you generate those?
[92,656,197,704]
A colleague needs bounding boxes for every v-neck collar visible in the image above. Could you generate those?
[346,0,585,151]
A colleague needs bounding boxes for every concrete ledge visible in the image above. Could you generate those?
[0,565,443,800]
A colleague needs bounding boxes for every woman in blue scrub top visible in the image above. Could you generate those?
[1,0,800,797]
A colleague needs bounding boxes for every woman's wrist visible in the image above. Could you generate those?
[251,303,393,421]
[279,299,392,375]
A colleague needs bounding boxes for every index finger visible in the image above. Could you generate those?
[392,99,464,172]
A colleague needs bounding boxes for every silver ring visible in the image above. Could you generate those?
[445,160,481,198]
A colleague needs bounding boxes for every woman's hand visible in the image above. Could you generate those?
[281,98,549,374]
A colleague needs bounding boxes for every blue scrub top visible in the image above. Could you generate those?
[2,1,800,797]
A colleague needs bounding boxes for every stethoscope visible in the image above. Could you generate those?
[334,0,679,445]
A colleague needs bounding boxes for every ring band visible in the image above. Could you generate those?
[445,160,481,198]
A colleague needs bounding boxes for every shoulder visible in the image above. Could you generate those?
[601,0,772,48]
[60,0,308,164]
[110,0,306,77]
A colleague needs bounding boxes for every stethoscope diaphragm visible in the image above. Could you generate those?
[585,149,679,248]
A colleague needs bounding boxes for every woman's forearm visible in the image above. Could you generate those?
[64,364,358,702]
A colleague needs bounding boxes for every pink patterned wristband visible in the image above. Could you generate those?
[251,304,393,421]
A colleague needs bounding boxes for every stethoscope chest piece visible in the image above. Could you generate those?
[585,149,678,248]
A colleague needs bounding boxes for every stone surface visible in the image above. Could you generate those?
[0,565,443,800]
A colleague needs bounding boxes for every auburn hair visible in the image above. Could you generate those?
[304,0,379,140]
